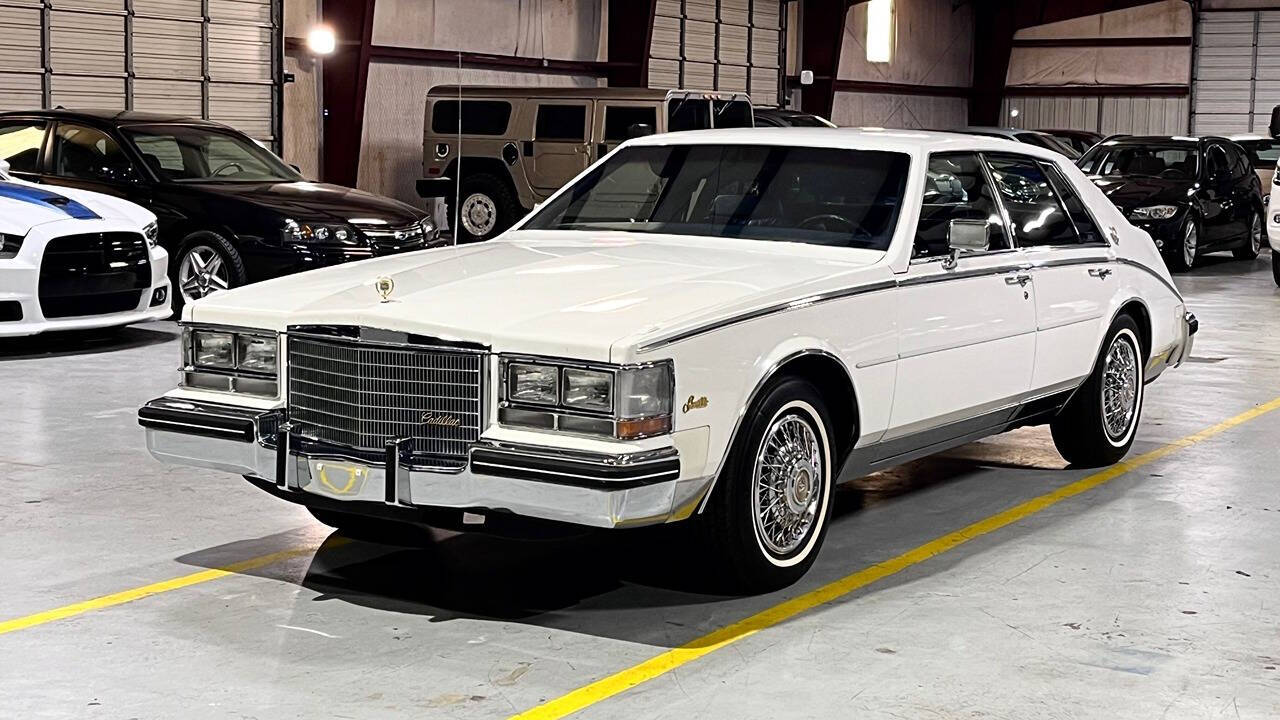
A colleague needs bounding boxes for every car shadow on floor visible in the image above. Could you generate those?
[0,322,177,360]
[174,432,1088,648]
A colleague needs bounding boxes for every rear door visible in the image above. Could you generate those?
[987,154,1115,393]
[592,102,658,162]
[525,101,591,196]
[1201,142,1236,245]
[886,152,1037,448]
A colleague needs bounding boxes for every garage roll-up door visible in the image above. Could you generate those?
[0,0,279,147]
[649,0,782,106]
[1193,10,1280,135]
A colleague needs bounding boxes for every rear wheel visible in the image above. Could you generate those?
[444,173,523,243]
[1167,218,1198,273]
[1233,210,1262,260]
[695,377,836,593]
[1050,315,1145,467]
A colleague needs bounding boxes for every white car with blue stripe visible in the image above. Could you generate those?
[0,159,170,336]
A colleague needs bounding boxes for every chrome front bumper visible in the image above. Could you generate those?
[139,397,706,529]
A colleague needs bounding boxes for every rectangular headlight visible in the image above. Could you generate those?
[562,368,613,412]
[182,327,279,397]
[192,331,234,368]
[236,333,278,374]
[501,356,673,439]
[509,362,559,405]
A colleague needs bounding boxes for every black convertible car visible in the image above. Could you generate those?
[0,109,440,311]
[1078,135,1264,271]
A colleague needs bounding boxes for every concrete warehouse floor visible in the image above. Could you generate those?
[2,253,1279,720]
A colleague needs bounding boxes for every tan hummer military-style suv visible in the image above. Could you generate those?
[418,86,753,241]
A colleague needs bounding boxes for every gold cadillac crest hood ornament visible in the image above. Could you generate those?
[374,276,395,303]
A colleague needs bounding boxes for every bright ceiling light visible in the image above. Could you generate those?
[307,25,336,55]
[866,0,894,63]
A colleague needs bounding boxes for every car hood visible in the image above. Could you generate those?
[176,180,424,225]
[1087,175,1192,210]
[0,178,154,234]
[188,230,888,361]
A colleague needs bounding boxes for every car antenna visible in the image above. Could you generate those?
[452,52,462,248]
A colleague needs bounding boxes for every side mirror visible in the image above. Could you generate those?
[626,123,655,139]
[944,219,989,268]
[1270,105,1280,139]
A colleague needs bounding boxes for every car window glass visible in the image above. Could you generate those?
[1206,145,1228,179]
[1242,139,1280,168]
[430,100,511,136]
[122,125,297,182]
[603,106,658,142]
[0,120,46,173]
[1079,144,1198,180]
[668,99,711,132]
[712,99,754,128]
[1040,162,1104,245]
[525,144,910,251]
[53,124,134,181]
[984,155,1079,247]
[913,152,1011,258]
[535,105,587,141]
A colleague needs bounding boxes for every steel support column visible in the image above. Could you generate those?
[320,0,376,186]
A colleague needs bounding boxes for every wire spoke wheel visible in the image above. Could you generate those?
[751,414,824,556]
[178,245,230,303]
[1101,335,1139,441]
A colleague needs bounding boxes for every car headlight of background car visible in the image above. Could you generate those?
[180,326,278,397]
[1129,205,1180,221]
[282,218,354,244]
[142,221,159,248]
[501,357,674,439]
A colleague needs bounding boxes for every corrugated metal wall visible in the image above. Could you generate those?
[648,0,782,105]
[1192,10,1280,134]
[0,0,279,145]
[1003,95,1190,135]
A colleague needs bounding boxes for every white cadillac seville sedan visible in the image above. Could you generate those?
[0,160,171,336]
[138,128,1196,590]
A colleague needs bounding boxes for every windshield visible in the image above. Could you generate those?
[523,144,910,250]
[1078,144,1199,180]
[123,125,300,182]
[1236,139,1280,168]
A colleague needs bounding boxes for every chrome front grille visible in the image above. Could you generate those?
[287,334,483,461]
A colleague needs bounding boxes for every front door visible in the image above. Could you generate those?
[525,101,591,196]
[42,122,148,206]
[985,153,1115,392]
[886,152,1038,448]
[592,102,658,162]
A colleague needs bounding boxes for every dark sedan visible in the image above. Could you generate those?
[1040,128,1103,155]
[0,110,441,311]
[1078,135,1264,271]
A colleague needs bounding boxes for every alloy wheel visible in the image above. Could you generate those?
[1252,213,1263,254]
[1101,335,1139,442]
[178,245,230,303]
[460,192,497,237]
[1182,222,1197,269]
[752,413,825,556]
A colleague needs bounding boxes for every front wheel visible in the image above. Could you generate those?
[1233,210,1262,260]
[1050,316,1145,467]
[695,377,836,593]
[171,232,246,315]
[1167,218,1198,273]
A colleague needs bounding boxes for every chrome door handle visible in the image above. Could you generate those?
[1088,268,1113,280]
[1005,274,1031,286]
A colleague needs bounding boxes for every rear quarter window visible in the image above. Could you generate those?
[431,100,512,136]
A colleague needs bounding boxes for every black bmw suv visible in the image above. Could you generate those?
[0,109,441,311]
[1079,135,1264,272]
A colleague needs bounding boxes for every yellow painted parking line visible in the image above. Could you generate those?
[0,541,334,637]
[511,396,1280,720]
